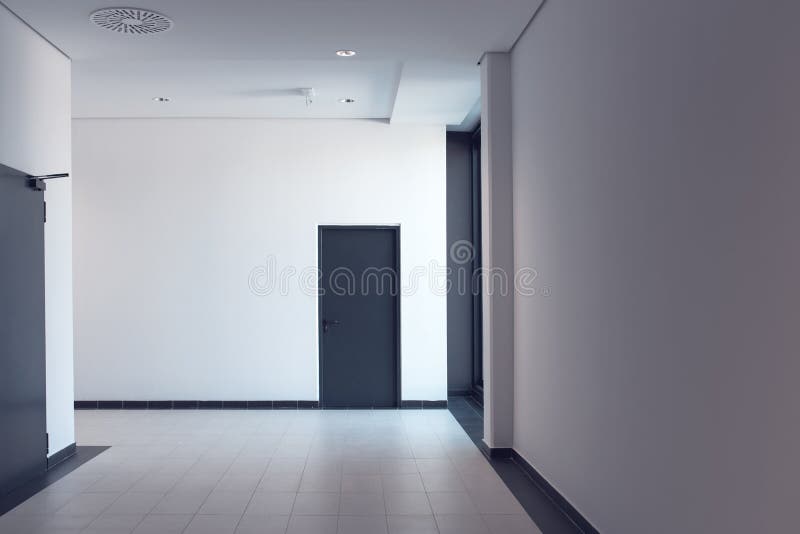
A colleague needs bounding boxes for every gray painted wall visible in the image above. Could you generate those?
[510,0,800,532]
[446,132,474,393]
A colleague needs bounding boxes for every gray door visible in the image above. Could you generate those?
[0,163,47,494]
[319,227,399,408]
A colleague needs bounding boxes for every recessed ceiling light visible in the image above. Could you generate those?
[152,97,171,102]
[336,50,356,57]
[339,98,356,104]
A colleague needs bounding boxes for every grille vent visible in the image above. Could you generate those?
[90,8,173,35]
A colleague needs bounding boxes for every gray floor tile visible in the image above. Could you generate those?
[483,514,543,534]
[337,515,389,534]
[151,491,211,515]
[292,493,340,515]
[339,493,386,515]
[55,493,120,516]
[387,515,439,534]
[198,491,253,515]
[381,474,425,493]
[235,515,290,534]
[104,493,163,515]
[385,492,432,515]
[435,514,490,534]
[183,514,241,534]
[286,515,338,534]
[341,475,382,493]
[244,492,296,516]
[82,514,145,534]
[427,493,476,515]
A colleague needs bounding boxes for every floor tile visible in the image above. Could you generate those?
[8,492,75,515]
[258,473,302,492]
[82,514,145,534]
[435,514,490,534]
[380,460,418,475]
[235,514,290,534]
[215,475,262,493]
[483,514,543,534]
[299,473,341,493]
[244,492,296,515]
[151,491,210,515]
[33,514,96,531]
[387,515,439,534]
[292,493,339,515]
[427,493,476,515]
[55,492,120,516]
[339,493,386,515]
[342,460,381,475]
[341,474,382,493]
[198,491,253,515]
[381,474,425,493]
[286,514,338,534]
[421,472,466,492]
[104,493,163,515]
[337,515,389,534]
[183,514,241,534]
[385,492,432,515]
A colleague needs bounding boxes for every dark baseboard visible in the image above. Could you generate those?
[74,400,324,410]
[400,400,448,409]
[477,440,514,459]
[510,450,600,534]
[46,443,76,470]
[470,384,484,407]
[76,400,444,410]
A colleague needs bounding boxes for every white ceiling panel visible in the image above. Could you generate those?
[73,59,401,118]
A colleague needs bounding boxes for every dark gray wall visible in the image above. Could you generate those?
[446,132,473,394]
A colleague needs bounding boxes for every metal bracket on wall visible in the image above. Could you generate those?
[26,173,69,192]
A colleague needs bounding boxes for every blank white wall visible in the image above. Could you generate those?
[0,4,74,456]
[511,0,800,532]
[0,5,70,176]
[73,119,447,401]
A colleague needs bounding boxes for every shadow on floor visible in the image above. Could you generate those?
[0,446,109,516]
[448,396,584,534]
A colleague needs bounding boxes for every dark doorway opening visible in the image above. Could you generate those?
[318,226,400,408]
[446,127,483,403]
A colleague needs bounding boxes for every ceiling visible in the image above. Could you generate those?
[3,0,541,125]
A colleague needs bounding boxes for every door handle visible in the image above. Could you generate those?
[322,319,341,333]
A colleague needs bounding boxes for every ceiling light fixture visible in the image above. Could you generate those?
[152,97,171,102]
[336,50,356,57]
[339,98,356,104]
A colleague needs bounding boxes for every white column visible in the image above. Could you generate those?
[480,52,514,449]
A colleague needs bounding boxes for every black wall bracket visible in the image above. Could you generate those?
[26,173,69,192]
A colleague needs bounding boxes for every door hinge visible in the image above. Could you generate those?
[43,200,47,223]
[46,432,49,454]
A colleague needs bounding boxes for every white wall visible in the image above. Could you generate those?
[480,53,515,449]
[0,5,70,176]
[0,4,74,457]
[73,118,447,401]
[510,0,800,532]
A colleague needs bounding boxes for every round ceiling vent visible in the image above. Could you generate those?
[90,8,173,35]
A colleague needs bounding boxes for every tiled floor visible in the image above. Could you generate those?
[0,409,541,534]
